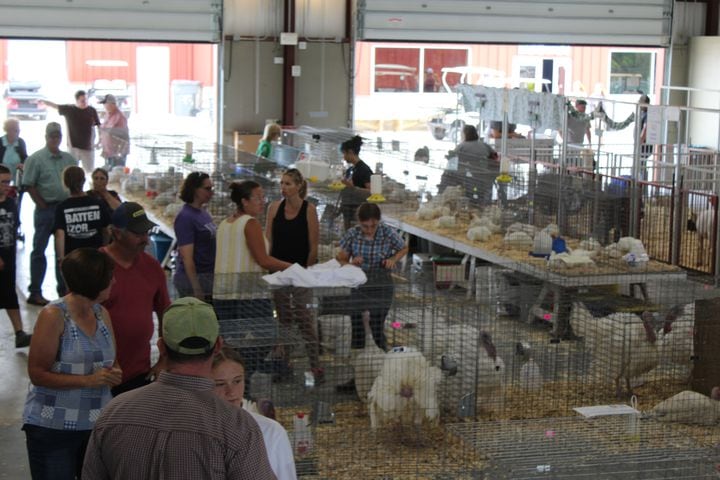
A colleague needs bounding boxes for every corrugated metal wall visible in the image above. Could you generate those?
[66,41,214,86]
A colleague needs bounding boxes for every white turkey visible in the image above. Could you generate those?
[571,303,674,398]
[352,311,386,403]
[368,350,442,430]
[656,304,695,381]
[646,387,720,425]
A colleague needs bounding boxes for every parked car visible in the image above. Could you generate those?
[87,79,132,119]
[4,81,47,120]
[427,107,480,143]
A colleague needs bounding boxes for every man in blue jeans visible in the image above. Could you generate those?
[21,122,77,306]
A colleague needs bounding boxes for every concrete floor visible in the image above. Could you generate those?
[1,197,64,479]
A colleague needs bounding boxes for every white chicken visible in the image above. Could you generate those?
[434,215,456,229]
[506,222,536,237]
[469,214,502,234]
[352,311,386,403]
[416,205,443,220]
[646,387,720,425]
[467,225,492,242]
[482,204,503,226]
[503,231,533,249]
[368,350,442,429]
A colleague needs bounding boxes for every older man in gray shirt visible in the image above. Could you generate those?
[82,297,276,480]
[22,122,77,306]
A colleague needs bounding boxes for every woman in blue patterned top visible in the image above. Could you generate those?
[23,248,121,480]
[336,203,408,352]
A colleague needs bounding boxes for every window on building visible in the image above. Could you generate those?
[374,48,419,92]
[423,48,468,93]
[609,51,655,95]
[373,46,468,93]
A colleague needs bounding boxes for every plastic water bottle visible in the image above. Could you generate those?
[293,412,313,455]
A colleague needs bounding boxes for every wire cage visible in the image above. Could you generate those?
[113,105,720,477]
[197,266,719,479]
[448,415,720,479]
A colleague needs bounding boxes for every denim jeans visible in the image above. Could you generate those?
[23,424,91,480]
[30,203,65,296]
[349,269,394,351]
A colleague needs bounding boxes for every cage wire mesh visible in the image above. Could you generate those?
[196,266,720,479]
[448,415,720,479]
[118,123,720,478]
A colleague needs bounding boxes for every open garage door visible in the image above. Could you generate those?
[0,0,221,43]
[359,0,673,47]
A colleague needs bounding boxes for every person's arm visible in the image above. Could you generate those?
[383,244,409,270]
[99,306,122,371]
[102,190,121,210]
[28,307,123,389]
[336,247,362,267]
[54,229,65,264]
[358,163,373,190]
[94,110,101,147]
[256,141,271,158]
[42,100,59,109]
[81,429,111,480]
[488,145,499,161]
[148,263,171,379]
[25,186,47,209]
[177,244,204,298]
[383,228,409,269]
[264,200,280,244]
[245,218,291,272]
[18,137,28,162]
[153,263,171,332]
[306,202,319,266]
[174,212,204,298]
[585,125,592,145]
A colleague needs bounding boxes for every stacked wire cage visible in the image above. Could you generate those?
[124,128,720,478]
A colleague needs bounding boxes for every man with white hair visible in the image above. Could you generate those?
[22,122,77,306]
[0,118,29,241]
[0,118,28,183]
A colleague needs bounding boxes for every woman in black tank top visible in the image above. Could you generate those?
[265,169,323,382]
